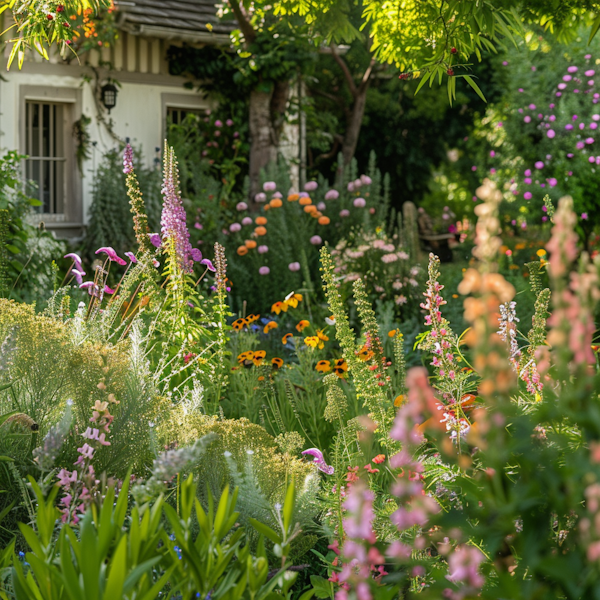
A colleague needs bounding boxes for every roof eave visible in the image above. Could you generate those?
[121,23,231,45]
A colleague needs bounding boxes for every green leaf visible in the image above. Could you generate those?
[282,477,295,534]
[249,520,282,545]
[414,70,431,96]
[462,75,486,102]
[590,13,600,44]
[310,575,332,599]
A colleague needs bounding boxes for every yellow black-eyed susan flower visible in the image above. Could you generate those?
[333,358,348,377]
[284,292,303,308]
[305,335,325,350]
[296,319,310,332]
[315,360,331,373]
[271,357,283,369]
[247,314,260,323]
[264,321,278,334]
[232,318,248,331]
[282,333,294,344]
[272,301,288,315]
[237,351,254,363]
[253,350,266,366]
[357,345,374,361]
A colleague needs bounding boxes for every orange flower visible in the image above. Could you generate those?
[258,375,265,381]
[237,246,248,256]
[287,193,299,202]
[263,321,278,334]
[271,357,283,369]
[282,333,294,344]
[255,226,267,236]
[253,350,266,366]
[388,329,397,338]
[237,351,255,365]
[245,240,257,249]
[264,205,271,211]
[312,212,322,219]
[394,394,404,407]
[356,345,374,361]
[256,216,267,225]
[372,454,386,464]
[333,358,348,377]
[317,329,329,342]
[247,314,260,323]
[272,301,289,315]
[315,360,331,373]
[296,319,310,332]
[270,198,283,208]
[304,205,317,214]
[318,216,330,225]
[232,318,248,331]
[284,292,303,308]
[299,196,312,206]
[304,335,324,349]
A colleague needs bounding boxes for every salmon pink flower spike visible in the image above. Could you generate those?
[96,246,127,266]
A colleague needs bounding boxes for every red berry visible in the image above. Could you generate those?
[47,13,54,20]
[450,47,457,54]
[63,21,70,27]
[56,4,65,11]
[447,68,454,76]
[65,39,72,45]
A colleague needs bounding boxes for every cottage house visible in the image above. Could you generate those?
[0,0,237,238]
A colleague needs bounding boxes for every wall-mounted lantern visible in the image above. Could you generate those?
[100,81,118,112]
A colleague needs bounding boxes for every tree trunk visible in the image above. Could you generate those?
[341,80,370,166]
[248,80,290,199]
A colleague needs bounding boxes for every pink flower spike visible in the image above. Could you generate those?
[124,252,137,263]
[71,269,86,285]
[64,253,83,270]
[104,285,115,295]
[149,233,162,248]
[96,246,127,266]
[201,258,216,272]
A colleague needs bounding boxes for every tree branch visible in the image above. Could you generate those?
[228,0,256,46]
[330,44,357,98]
[358,57,376,93]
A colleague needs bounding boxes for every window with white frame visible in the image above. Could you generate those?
[25,101,67,214]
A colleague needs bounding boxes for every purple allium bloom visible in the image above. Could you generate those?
[549,115,556,121]
[96,247,127,266]
[524,192,532,200]
[236,202,248,211]
[340,209,350,218]
[304,181,318,191]
[556,92,562,97]
[548,178,557,187]
[272,191,283,199]
[325,189,339,200]
[123,144,134,174]
[360,174,372,185]
[587,137,595,144]
[302,448,334,475]
[149,233,162,248]
[471,165,477,171]
[565,124,574,130]
[258,245,269,254]
[524,169,531,176]
[564,75,573,82]
[590,156,596,163]
[226,119,234,126]
[71,269,85,285]
[310,235,323,245]
[255,192,267,203]
[528,103,536,110]
[190,248,202,262]
[104,285,115,295]
[258,266,270,275]
[215,120,223,127]
[582,212,589,220]
[263,181,277,192]
[535,161,544,169]
[568,66,578,73]
[524,116,531,123]
[64,252,83,270]
[160,148,195,273]
[503,61,508,66]
[289,262,301,271]
[229,223,242,232]
[347,182,355,192]
[577,141,586,150]
[242,217,253,226]
[317,202,326,211]
[518,108,524,113]
[580,123,586,130]
[490,150,495,157]
[298,191,309,198]
[524,178,532,185]
[547,129,555,139]
[558,83,567,90]
[201,258,216,272]
[124,252,137,263]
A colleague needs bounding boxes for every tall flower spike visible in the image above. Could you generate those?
[160,142,194,273]
[123,144,152,254]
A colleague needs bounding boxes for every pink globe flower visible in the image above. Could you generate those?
[360,174,372,185]
[547,129,555,138]
[353,178,363,188]
[317,202,326,211]
[340,209,350,218]
[304,181,318,191]
[258,245,269,254]
[524,192,532,200]
[255,192,267,203]
[524,116,531,123]
[226,119,234,126]
[272,191,283,199]
[353,197,366,208]
[347,182,355,192]
[229,222,242,232]
[582,212,589,220]
[310,235,322,245]
[548,178,557,187]
[289,262,301,271]
[242,217,253,226]
[236,202,248,211]
[215,120,223,127]
[325,189,339,200]
[534,161,544,169]
[259,266,270,275]
[263,181,277,192]
[567,66,578,73]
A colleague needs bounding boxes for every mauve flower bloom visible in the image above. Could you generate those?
[524,178,532,184]
[325,189,339,200]
[535,161,544,169]
[564,75,573,82]
[361,174,372,185]
[201,258,216,272]
[258,266,270,275]
[149,233,161,247]
[263,181,277,192]
[236,202,248,211]
[503,61,508,66]
[590,156,596,163]
[347,182,355,192]
[317,202,326,211]
[299,191,309,198]
[471,165,477,171]
[255,192,267,203]
[304,181,318,191]
[565,124,574,130]
[230,223,242,232]
[549,115,556,121]
[96,247,127,266]
[302,448,334,474]
[490,150,495,157]
[104,285,115,295]
[354,178,362,188]
[558,83,567,90]
[226,119,234,126]
[214,130,221,137]
[353,197,366,208]
[340,209,350,218]
[577,141,586,150]
[289,262,301,271]
[64,252,83,271]
[71,269,85,285]
[272,191,283,199]
[310,235,322,245]
[547,129,555,138]
[242,217,253,226]
[593,123,599,130]
[258,245,269,254]
[548,178,557,187]
[190,248,202,262]
[123,144,135,175]
[528,103,536,109]
[583,212,589,220]
[124,252,137,263]
[556,92,562,97]
[524,116,531,123]
[568,66,578,73]
[524,169,531,176]
[215,120,223,127]
[587,137,595,144]
[524,191,532,200]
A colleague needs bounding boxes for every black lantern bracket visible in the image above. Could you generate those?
[100,80,118,113]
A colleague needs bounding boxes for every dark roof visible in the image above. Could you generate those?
[116,0,236,40]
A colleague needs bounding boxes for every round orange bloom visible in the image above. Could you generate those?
[287,193,299,202]
[315,360,331,373]
[255,226,267,236]
[296,319,310,332]
[245,240,257,249]
[271,357,284,369]
[264,205,271,211]
[299,196,312,206]
[256,216,267,225]
[237,246,248,256]
[313,212,322,218]
[318,216,330,225]
[304,205,317,214]
[270,198,283,208]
